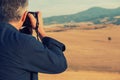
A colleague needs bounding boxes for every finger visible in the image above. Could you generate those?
[37,11,42,18]
[37,12,42,20]
[37,11,43,26]
[28,13,36,28]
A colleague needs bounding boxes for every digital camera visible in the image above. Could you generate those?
[20,12,38,34]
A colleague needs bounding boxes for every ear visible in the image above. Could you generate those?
[20,11,28,23]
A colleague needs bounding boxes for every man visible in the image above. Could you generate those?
[0,0,67,80]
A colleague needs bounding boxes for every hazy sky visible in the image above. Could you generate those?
[29,0,120,17]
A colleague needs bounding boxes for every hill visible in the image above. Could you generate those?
[43,7,120,25]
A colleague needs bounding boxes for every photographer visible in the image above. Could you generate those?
[0,0,67,80]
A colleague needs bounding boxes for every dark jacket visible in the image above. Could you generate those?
[0,23,67,80]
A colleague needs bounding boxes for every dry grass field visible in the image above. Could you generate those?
[39,25,120,80]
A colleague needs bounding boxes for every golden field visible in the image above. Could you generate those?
[39,24,120,80]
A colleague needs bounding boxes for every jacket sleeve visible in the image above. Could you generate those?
[18,35,67,74]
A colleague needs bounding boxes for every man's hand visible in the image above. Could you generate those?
[28,12,47,39]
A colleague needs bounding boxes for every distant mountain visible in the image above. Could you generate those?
[43,7,120,25]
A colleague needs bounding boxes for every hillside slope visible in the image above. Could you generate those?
[44,7,120,25]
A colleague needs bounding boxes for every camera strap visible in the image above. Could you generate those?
[35,14,40,41]
[35,23,39,40]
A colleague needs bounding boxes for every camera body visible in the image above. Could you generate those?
[20,12,38,34]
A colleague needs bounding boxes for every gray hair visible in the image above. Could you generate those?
[0,0,28,22]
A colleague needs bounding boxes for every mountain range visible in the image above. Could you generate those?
[43,7,120,25]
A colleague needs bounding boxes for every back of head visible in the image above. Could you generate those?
[0,0,28,22]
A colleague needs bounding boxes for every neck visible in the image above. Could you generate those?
[9,21,22,30]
